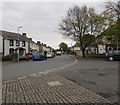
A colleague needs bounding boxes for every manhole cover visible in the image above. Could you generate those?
[47,81,63,86]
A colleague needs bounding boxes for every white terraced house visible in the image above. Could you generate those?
[0,30,29,57]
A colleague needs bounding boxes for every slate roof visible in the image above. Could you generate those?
[0,30,29,42]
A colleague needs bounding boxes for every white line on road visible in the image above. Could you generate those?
[28,74,36,76]
[3,58,78,83]
[43,58,78,73]
[18,76,27,80]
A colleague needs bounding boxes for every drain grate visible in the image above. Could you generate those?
[47,81,63,86]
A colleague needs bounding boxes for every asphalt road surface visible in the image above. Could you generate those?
[2,54,119,103]
[2,55,76,81]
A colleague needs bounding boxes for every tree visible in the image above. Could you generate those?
[97,23,120,48]
[59,42,68,52]
[59,5,106,57]
[105,0,120,21]
[97,1,120,49]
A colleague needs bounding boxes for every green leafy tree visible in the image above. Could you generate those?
[59,5,106,57]
[98,23,120,47]
[98,1,120,49]
[105,0,120,21]
[82,34,96,48]
[59,42,68,52]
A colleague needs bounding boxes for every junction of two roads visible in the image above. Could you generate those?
[2,55,118,104]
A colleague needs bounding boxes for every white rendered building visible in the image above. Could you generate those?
[0,30,29,56]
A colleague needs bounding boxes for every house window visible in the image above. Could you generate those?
[22,41,26,47]
[9,40,14,46]
[16,40,20,46]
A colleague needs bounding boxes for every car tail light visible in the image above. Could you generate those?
[105,53,108,56]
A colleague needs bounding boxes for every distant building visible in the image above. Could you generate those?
[42,44,47,52]
[86,44,117,55]
[97,45,106,54]
[28,38,39,54]
[37,41,44,52]
[0,30,29,56]
[47,46,52,52]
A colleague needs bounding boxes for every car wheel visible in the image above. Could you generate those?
[108,56,114,61]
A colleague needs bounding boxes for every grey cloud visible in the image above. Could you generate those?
[2,2,106,48]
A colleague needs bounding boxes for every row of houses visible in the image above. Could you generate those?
[70,43,117,56]
[0,30,54,57]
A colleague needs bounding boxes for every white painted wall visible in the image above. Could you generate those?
[87,47,97,54]
[98,45,106,54]
[76,50,83,56]
[4,39,29,56]
[0,35,3,54]
[26,42,29,53]
[74,47,80,51]
[4,39,9,56]
[43,46,47,51]
[30,42,39,51]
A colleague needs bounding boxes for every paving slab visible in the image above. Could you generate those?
[2,74,111,104]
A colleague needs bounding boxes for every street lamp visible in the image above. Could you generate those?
[17,26,22,62]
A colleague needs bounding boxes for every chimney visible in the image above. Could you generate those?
[22,33,27,37]
[37,41,40,44]
[29,38,32,41]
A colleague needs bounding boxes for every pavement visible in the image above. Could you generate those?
[2,74,110,105]
[2,60,33,65]
[2,55,119,104]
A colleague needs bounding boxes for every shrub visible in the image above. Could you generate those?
[2,53,18,61]
[2,55,12,61]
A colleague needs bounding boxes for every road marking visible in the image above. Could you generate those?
[43,58,78,73]
[46,70,50,72]
[29,74,36,76]
[3,58,78,83]
[18,76,27,80]
[38,72,44,74]
[32,58,77,77]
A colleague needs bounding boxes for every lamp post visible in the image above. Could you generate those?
[17,26,22,62]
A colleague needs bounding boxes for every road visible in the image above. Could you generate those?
[2,55,76,81]
[2,54,119,103]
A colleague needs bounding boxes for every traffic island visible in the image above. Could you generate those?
[2,74,110,104]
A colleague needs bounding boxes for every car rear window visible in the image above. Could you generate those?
[113,50,120,53]
[108,51,112,53]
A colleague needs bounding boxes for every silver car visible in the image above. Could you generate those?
[47,52,55,58]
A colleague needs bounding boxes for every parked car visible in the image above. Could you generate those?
[56,51,62,56]
[47,52,55,58]
[106,50,120,61]
[33,52,47,61]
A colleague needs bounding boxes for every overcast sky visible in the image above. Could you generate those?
[1,1,110,49]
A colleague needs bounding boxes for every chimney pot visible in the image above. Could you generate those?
[29,38,32,41]
[37,41,40,44]
[22,33,27,36]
